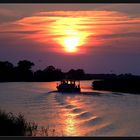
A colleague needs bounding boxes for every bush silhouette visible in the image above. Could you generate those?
[0,110,37,136]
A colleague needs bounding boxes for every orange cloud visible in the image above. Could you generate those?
[0,10,140,54]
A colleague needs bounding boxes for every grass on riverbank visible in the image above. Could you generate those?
[0,109,63,136]
[0,109,37,136]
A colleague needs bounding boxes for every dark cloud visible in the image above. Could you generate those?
[0,30,41,34]
[95,32,140,39]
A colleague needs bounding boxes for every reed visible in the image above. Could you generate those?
[0,109,37,136]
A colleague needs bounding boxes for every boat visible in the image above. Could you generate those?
[56,79,81,93]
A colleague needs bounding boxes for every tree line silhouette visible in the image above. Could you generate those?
[1,60,140,94]
[92,74,140,94]
[0,60,85,82]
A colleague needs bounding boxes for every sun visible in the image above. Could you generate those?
[50,18,90,54]
[64,37,80,53]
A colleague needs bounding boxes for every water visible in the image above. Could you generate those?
[0,80,140,136]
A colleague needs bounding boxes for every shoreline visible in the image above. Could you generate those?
[92,78,140,95]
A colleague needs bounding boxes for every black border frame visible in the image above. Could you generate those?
[0,137,140,139]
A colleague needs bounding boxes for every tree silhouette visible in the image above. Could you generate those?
[16,60,34,81]
[0,61,14,81]
[17,60,34,71]
[43,65,64,81]
[67,69,85,80]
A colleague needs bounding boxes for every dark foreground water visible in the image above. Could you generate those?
[0,81,140,136]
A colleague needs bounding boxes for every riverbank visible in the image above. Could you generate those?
[92,77,140,94]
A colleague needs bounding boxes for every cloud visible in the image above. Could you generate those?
[0,4,140,74]
[0,8,20,24]
[0,8,17,17]
[94,4,140,18]
[94,32,140,39]
[0,9,140,54]
[0,30,41,34]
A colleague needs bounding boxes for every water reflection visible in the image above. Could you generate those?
[1,81,140,136]
[62,95,84,136]
[64,113,77,136]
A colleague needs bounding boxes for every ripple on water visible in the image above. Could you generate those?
[71,108,84,113]
[84,122,116,136]
[96,123,115,134]
[65,104,76,109]
[75,111,93,119]
[81,116,102,127]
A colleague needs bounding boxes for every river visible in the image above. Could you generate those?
[0,80,140,136]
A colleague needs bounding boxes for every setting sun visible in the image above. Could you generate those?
[64,37,79,52]
[49,17,90,54]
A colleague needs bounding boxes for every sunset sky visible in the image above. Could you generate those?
[0,4,140,74]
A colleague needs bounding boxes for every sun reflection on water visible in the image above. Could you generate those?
[62,96,83,136]
[64,113,77,136]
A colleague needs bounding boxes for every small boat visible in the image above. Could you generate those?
[56,79,81,93]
